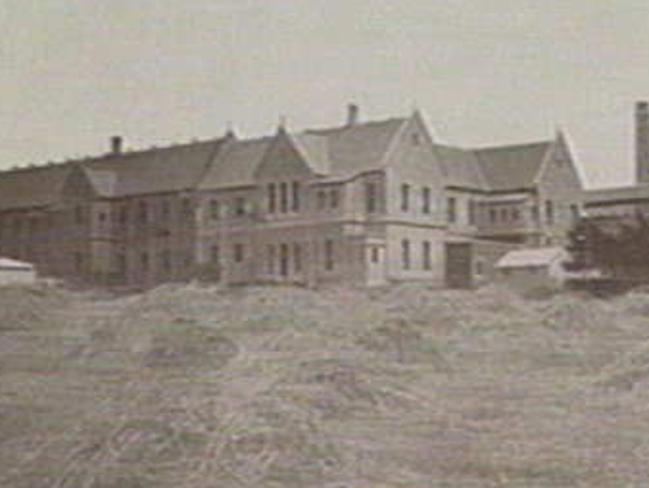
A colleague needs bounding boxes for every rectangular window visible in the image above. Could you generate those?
[292,181,300,212]
[401,184,410,212]
[280,243,289,277]
[235,197,246,217]
[371,247,380,263]
[74,252,83,272]
[422,241,432,270]
[117,253,127,274]
[317,190,327,210]
[161,250,172,273]
[280,182,289,213]
[531,205,539,223]
[468,200,475,225]
[210,245,220,264]
[268,183,277,213]
[182,198,192,216]
[138,202,148,223]
[447,197,456,223]
[500,208,508,222]
[545,200,554,224]
[422,187,431,214]
[119,206,128,224]
[402,239,410,270]
[140,252,149,272]
[74,205,84,225]
[324,239,334,271]
[293,243,302,273]
[162,200,171,220]
[489,208,497,223]
[234,243,244,263]
[570,204,579,222]
[512,208,520,221]
[366,182,377,213]
[209,200,219,220]
[330,189,339,209]
[267,244,276,274]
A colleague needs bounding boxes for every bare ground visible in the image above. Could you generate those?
[2,282,649,487]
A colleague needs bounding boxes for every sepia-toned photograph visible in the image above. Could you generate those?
[2,1,649,486]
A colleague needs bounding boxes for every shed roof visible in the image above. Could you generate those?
[496,247,567,269]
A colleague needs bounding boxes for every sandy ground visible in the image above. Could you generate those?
[2,282,649,487]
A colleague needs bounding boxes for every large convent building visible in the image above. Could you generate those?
[0,105,584,288]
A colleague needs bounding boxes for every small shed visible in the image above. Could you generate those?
[0,257,37,285]
[495,247,570,290]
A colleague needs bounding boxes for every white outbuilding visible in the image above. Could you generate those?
[0,257,37,285]
[495,247,570,290]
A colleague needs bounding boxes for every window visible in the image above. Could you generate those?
[545,200,554,224]
[280,182,289,213]
[209,200,220,220]
[138,201,148,223]
[412,133,420,146]
[531,205,539,223]
[371,247,380,263]
[468,200,475,225]
[570,204,580,222]
[280,243,289,277]
[512,208,520,221]
[268,183,277,213]
[74,252,83,272]
[293,243,302,273]
[234,243,244,263]
[292,181,300,212]
[317,190,327,210]
[74,205,84,225]
[447,197,457,223]
[402,239,411,270]
[161,250,172,273]
[140,252,149,272]
[119,206,128,224]
[500,208,508,222]
[489,208,497,223]
[366,182,377,213]
[210,245,220,264]
[235,197,246,217]
[422,241,432,270]
[117,253,127,274]
[324,239,334,271]
[475,260,484,276]
[330,189,339,209]
[98,212,107,224]
[401,184,410,212]
[182,198,192,216]
[267,244,276,274]
[422,187,431,214]
[161,200,171,220]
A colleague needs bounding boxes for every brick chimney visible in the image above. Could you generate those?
[346,103,359,126]
[110,136,123,155]
[636,101,649,183]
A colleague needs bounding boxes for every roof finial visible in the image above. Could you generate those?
[225,121,235,138]
[278,115,287,131]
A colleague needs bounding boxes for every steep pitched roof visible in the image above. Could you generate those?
[197,137,272,190]
[433,140,554,192]
[473,141,552,191]
[86,138,226,197]
[0,164,72,211]
[433,145,486,190]
[288,133,330,175]
[305,117,408,177]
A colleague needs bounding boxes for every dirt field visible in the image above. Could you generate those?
[2,282,649,487]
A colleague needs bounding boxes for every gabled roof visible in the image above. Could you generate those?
[305,117,408,177]
[0,164,72,211]
[496,246,567,268]
[473,141,553,191]
[86,138,226,197]
[288,133,330,175]
[197,137,272,190]
[434,140,554,192]
[433,145,487,190]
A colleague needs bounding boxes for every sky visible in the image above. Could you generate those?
[2,0,649,187]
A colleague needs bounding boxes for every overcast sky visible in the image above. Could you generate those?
[2,0,649,187]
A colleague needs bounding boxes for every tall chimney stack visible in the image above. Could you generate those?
[110,136,123,155]
[636,101,649,183]
[346,103,359,126]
